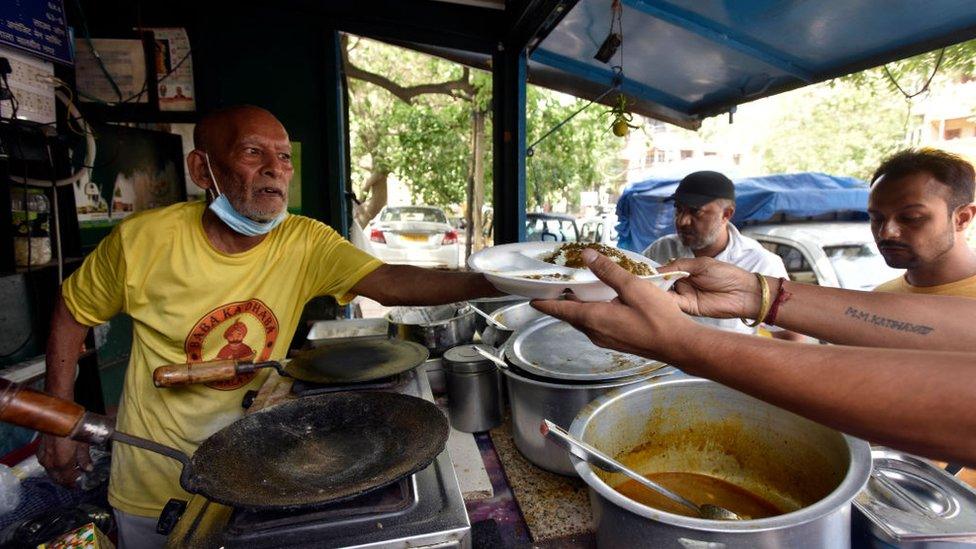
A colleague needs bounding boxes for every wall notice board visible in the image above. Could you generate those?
[0,0,72,65]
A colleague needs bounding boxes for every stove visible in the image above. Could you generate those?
[167,364,471,548]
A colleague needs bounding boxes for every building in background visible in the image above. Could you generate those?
[909,77,976,162]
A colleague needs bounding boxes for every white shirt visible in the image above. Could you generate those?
[643,224,789,335]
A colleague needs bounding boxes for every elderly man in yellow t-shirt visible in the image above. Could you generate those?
[38,105,501,547]
[869,148,976,487]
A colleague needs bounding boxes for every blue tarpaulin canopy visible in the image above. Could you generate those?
[531,0,976,128]
[615,172,870,252]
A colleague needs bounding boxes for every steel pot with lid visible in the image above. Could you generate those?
[502,316,670,476]
[852,448,976,548]
[443,344,503,433]
[570,375,872,548]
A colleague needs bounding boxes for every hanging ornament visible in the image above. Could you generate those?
[605,93,640,137]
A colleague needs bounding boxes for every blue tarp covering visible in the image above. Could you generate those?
[615,172,870,252]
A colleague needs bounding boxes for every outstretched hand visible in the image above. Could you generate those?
[530,249,700,363]
[659,257,762,320]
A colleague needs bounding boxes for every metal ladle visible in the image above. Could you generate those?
[541,420,742,521]
[468,305,510,331]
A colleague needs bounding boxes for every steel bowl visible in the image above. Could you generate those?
[570,375,872,548]
[481,301,548,348]
[386,303,476,357]
[468,295,527,335]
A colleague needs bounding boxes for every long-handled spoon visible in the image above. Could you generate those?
[541,420,741,521]
[469,305,510,331]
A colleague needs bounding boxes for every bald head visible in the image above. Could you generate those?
[193,105,286,154]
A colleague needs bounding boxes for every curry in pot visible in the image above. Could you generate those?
[615,472,783,520]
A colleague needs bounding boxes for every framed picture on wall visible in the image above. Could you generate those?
[74,124,186,234]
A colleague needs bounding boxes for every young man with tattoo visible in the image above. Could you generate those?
[532,250,976,469]
[868,148,976,485]
[870,149,976,298]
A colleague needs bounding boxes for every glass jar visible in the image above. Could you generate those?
[10,187,53,267]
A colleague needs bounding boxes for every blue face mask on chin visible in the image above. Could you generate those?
[203,153,287,237]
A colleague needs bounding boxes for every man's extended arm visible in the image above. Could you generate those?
[350,264,502,306]
[663,256,976,352]
[532,251,976,467]
[37,295,93,486]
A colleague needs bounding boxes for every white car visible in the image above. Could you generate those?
[579,214,619,246]
[367,206,460,269]
[742,222,903,291]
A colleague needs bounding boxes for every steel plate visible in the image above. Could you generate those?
[505,316,666,382]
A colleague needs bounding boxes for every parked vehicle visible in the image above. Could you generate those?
[525,213,579,242]
[742,222,903,290]
[578,214,618,246]
[367,206,460,269]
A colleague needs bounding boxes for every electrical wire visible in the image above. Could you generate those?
[73,0,123,101]
[884,48,946,100]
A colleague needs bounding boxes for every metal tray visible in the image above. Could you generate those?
[504,316,666,382]
[854,448,976,543]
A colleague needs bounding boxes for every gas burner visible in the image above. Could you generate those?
[200,367,470,549]
[226,476,416,536]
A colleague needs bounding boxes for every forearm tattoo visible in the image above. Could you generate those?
[844,307,934,335]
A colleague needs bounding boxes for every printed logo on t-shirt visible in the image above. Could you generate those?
[184,299,280,390]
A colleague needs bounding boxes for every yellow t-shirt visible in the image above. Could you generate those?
[874,273,976,297]
[61,201,383,516]
[874,272,976,489]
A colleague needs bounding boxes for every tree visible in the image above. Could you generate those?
[525,89,626,210]
[754,79,909,180]
[346,37,627,252]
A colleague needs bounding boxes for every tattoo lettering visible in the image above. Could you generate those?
[844,307,934,335]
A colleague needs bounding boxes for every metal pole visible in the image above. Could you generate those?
[491,46,527,244]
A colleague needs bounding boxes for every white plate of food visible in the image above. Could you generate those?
[467,242,689,301]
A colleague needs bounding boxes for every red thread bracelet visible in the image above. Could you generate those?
[763,277,791,326]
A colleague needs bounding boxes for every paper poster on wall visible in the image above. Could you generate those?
[149,27,195,112]
[74,125,186,228]
[289,142,302,213]
[74,38,147,103]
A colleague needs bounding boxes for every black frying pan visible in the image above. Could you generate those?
[0,379,449,510]
[152,338,429,388]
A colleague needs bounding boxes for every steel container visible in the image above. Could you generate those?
[468,296,527,335]
[853,448,976,548]
[387,303,476,357]
[571,376,872,548]
[502,366,675,476]
[480,301,548,348]
[444,344,504,433]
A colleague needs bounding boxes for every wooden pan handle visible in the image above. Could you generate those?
[0,378,113,444]
[152,359,245,388]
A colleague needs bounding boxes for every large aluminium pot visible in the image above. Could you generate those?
[570,375,872,548]
[502,365,675,476]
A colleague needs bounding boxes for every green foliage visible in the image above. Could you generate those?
[755,79,909,180]
[348,38,624,212]
[388,98,475,206]
[842,39,976,96]
[525,89,625,209]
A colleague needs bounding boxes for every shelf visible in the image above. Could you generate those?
[14,257,83,274]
